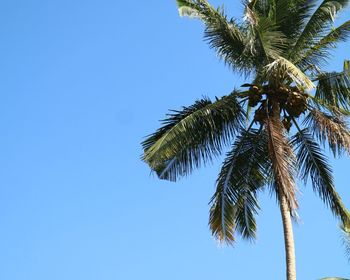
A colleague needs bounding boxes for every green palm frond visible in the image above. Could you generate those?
[247,0,316,44]
[142,93,244,181]
[304,110,350,157]
[232,130,269,240]
[273,0,317,41]
[314,69,350,111]
[209,127,269,244]
[308,95,350,116]
[252,17,288,62]
[241,5,291,75]
[291,127,350,227]
[266,114,298,211]
[298,21,350,69]
[233,192,260,241]
[176,0,250,73]
[290,0,349,61]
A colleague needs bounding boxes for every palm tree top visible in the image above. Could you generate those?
[142,0,350,245]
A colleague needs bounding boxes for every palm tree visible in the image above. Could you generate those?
[141,0,350,279]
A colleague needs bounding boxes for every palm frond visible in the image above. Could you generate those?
[176,0,250,73]
[308,95,350,116]
[266,114,298,211]
[250,0,317,42]
[291,127,350,227]
[297,20,350,69]
[243,2,259,26]
[273,0,317,41]
[234,136,269,240]
[252,17,288,62]
[209,127,269,244]
[304,110,350,157]
[240,5,291,75]
[290,0,349,61]
[233,192,260,241]
[142,93,245,181]
[314,69,350,111]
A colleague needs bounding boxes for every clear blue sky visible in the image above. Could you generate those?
[0,1,349,279]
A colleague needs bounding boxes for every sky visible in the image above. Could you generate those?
[0,0,349,279]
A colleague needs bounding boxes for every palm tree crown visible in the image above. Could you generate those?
[141,0,350,278]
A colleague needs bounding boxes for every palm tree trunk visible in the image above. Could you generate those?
[271,100,297,280]
[278,190,297,280]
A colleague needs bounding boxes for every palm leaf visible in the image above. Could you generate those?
[273,0,317,41]
[314,69,350,111]
[241,5,290,75]
[142,93,244,181]
[250,0,317,44]
[232,130,269,240]
[291,127,350,227]
[290,0,349,61]
[304,110,350,157]
[209,127,269,244]
[297,20,350,69]
[252,17,288,62]
[308,95,350,116]
[176,0,250,73]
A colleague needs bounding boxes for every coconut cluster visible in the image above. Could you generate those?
[248,85,308,131]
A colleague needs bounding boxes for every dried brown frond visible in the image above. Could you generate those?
[266,114,298,211]
[305,110,350,157]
